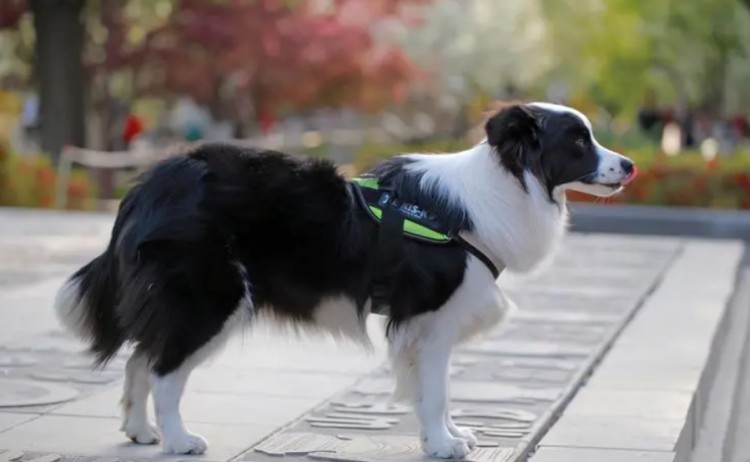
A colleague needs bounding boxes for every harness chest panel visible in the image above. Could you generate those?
[350,177,452,244]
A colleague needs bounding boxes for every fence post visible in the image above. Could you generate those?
[56,146,73,209]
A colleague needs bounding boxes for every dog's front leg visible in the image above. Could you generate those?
[415,345,471,459]
[446,408,478,448]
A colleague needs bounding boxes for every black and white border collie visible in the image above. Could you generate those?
[55,102,635,458]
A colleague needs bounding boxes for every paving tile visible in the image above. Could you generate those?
[619,306,724,342]
[540,414,684,451]
[211,344,383,374]
[0,208,113,238]
[189,391,320,427]
[0,415,269,460]
[189,368,356,399]
[48,386,125,419]
[599,339,711,370]
[563,389,693,420]
[352,377,562,402]
[0,378,83,409]
[530,447,674,462]
[0,279,70,345]
[4,333,91,355]
[53,385,320,427]
[247,431,515,461]
[205,328,386,376]
[0,413,38,434]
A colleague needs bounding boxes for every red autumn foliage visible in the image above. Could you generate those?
[4,0,427,122]
[92,0,427,118]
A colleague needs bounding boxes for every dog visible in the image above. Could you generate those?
[54,102,636,458]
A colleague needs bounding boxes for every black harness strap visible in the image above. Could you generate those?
[349,180,501,315]
[454,235,501,279]
[370,194,405,314]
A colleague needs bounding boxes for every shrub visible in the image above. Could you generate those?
[0,141,95,210]
[569,152,750,209]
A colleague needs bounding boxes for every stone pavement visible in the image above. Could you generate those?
[0,208,743,462]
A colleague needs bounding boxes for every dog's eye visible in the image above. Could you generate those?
[575,137,587,148]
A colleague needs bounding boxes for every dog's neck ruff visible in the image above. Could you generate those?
[404,146,568,273]
[349,177,502,280]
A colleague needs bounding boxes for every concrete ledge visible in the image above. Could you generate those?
[690,268,750,461]
[532,447,675,462]
[530,239,745,462]
[569,204,750,241]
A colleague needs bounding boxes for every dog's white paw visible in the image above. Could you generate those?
[421,432,471,459]
[450,426,477,448]
[162,431,208,455]
[122,420,160,445]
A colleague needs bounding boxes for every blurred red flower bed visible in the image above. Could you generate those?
[568,150,750,209]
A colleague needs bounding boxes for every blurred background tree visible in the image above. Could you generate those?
[0,0,425,159]
[541,0,750,117]
[1,0,86,160]
[395,0,551,136]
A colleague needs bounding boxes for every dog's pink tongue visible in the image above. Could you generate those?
[622,165,638,186]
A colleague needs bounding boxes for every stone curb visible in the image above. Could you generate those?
[724,270,750,461]
[529,239,745,462]
[691,268,750,462]
[569,204,750,241]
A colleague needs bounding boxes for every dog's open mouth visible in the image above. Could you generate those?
[623,165,638,185]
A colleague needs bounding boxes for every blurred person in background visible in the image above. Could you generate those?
[122,110,145,149]
[637,90,662,140]
[20,93,40,152]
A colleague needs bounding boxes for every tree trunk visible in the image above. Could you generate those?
[701,47,730,117]
[96,0,122,199]
[30,0,86,163]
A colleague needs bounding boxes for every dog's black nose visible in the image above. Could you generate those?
[620,159,634,175]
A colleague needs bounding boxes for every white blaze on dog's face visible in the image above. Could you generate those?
[484,102,637,199]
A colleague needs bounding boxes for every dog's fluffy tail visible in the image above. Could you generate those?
[55,248,124,366]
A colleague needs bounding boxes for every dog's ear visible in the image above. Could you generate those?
[484,104,541,190]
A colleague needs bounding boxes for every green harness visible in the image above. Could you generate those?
[348,176,501,315]
[350,177,452,244]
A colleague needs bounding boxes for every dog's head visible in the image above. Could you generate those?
[484,102,636,199]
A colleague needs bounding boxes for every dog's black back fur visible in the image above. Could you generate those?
[71,144,469,375]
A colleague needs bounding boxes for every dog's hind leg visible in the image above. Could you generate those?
[146,306,245,455]
[118,247,247,454]
[121,350,160,444]
[149,358,206,454]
